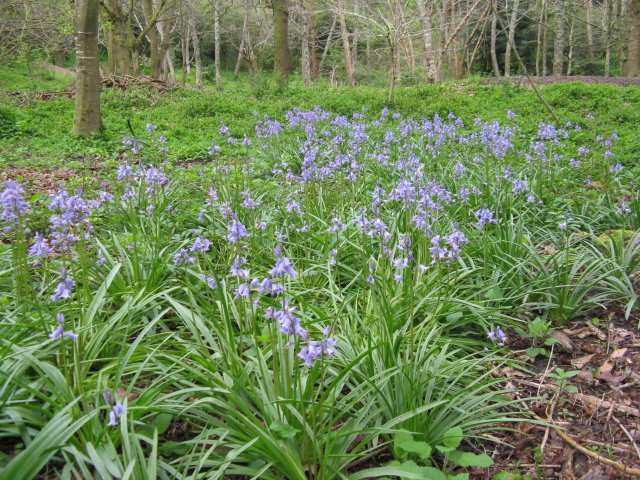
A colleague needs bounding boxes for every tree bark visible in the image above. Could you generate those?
[102,1,131,75]
[490,0,500,76]
[552,0,565,75]
[622,0,640,76]
[300,0,311,86]
[320,14,337,71]
[504,0,520,76]
[272,0,290,88]
[214,0,222,88]
[192,25,202,86]
[586,0,595,64]
[415,0,438,81]
[73,0,101,136]
[604,0,612,76]
[336,0,356,86]
[309,0,318,80]
[352,0,359,71]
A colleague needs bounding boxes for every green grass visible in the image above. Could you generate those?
[1,63,639,167]
[0,61,639,479]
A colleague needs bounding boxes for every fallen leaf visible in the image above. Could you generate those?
[572,353,596,369]
[598,348,628,376]
[551,330,573,352]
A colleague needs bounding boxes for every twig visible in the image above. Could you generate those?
[612,415,640,461]
[553,425,640,477]
[513,378,640,417]
[522,405,640,476]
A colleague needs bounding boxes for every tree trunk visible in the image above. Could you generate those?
[504,0,520,76]
[102,3,131,75]
[586,0,595,63]
[310,0,318,80]
[214,0,223,88]
[535,0,545,75]
[73,0,101,136]
[566,13,575,75]
[416,0,438,81]
[336,0,356,86]
[352,0,359,72]
[320,14,337,71]
[300,0,311,86]
[622,0,640,76]
[604,0,612,76]
[552,0,565,75]
[490,0,500,76]
[192,26,202,86]
[272,0,290,88]
[235,0,250,77]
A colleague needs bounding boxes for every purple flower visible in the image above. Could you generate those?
[234,283,251,298]
[190,237,212,253]
[1,181,29,225]
[230,256,251,278]
[298,342,322,366]
[475,208,497,227]
[108,401,126,427]
[610,162,623,174]
[487,326,507,346]
[227,218,249,243]
[52,278,75,302]
[50,313,77,341]
[174,249,195,266]
[273,299,307,339]
[29,232,53,258]
[328,217,346,233]
[270,256,297,278]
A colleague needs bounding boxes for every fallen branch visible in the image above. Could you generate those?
[513,378,640,417]
[553,425,640,477]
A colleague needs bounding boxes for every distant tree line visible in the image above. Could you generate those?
[0,0,638,133]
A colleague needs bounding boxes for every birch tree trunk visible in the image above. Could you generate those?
[586,0,595,64]
[604,0,612,76]
[536,0,546,75]
[214,0,222,88]
[490,0,501,76]
[352,0,359,71]
[192,25,202,86]
[320,14,337,71]
[310,0,318,80]
[416,0,437,81]
[337,0,356,86]
[73,0,101,136]
[272,0,290,88]
[552,0,565,75]
[300,0,311,86]
[504,0,520,76]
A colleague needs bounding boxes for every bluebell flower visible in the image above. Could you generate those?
[108,401,126,427]
[1,181,29,225]
[487,326,507,346]
[270,256,297,278]
[50,313,77,341]
[190,237,212,253]
[52,278,75,302]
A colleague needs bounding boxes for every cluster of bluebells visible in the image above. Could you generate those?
[1,181,29,229]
